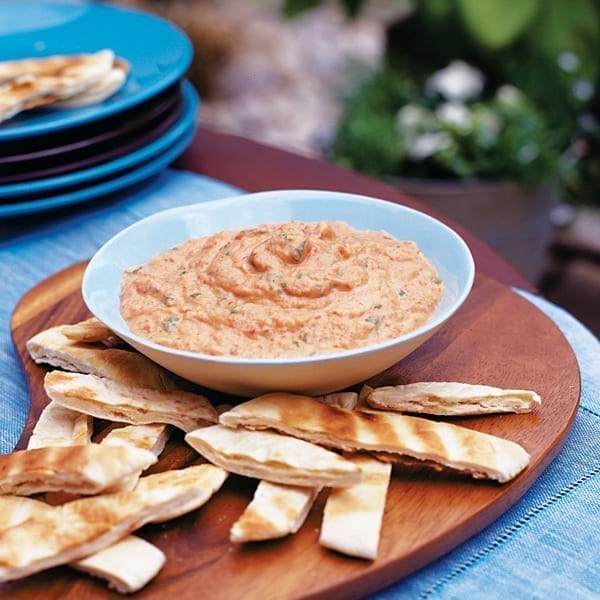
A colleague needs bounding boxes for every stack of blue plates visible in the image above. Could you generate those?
[0,1,198,218]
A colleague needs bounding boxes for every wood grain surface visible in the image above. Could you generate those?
[5,262,580,599]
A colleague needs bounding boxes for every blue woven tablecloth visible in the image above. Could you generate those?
[1,169,598,598]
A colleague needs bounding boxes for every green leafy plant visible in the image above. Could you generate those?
[330,60,568,185]
[298,0,600,201]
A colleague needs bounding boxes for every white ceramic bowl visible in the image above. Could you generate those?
[82,189,475,396]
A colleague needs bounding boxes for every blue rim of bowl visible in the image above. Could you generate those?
[82,191,476,366]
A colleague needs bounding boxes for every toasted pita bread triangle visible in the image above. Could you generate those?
[27,401,93,449]
[100,423,171,456]
[99,425,172,493]
[219,393,530,483]
[44,370,217,432]
[0,50,114,83]
[230,480,320,542]
[367,381,541,416]
[319,455,391,560]
[73,534,166,594]
[0,495,53,529]
[57,318,121,345]
[27,325,175,391]
[0,464,226,583]
[133,464,228,523]
[53,59,129,108]
[317,391,358,410]
[185,424,362,487]
[0,495,165,594]
[0,50,115,123]
[0,443,157,496]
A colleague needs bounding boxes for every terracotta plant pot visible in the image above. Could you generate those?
[388,178,558,284]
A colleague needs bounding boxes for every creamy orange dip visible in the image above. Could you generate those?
[120,220,443,358]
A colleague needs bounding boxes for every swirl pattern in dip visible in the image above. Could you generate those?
[120,221,443,358]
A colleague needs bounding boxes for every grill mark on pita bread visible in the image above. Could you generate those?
[324,469,390,519]
[319,455,391,560]
[407,417,447,457]
[230,481,320,543]
[219,393,530,483]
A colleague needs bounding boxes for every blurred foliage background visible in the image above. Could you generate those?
[318,0,600,206]
[128,0,599,206]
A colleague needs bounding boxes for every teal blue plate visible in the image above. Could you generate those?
[0,81,197,198]
[0,82,198,218]
[0,123,196,218]
[0,1,192,140]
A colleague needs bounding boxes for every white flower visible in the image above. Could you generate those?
[408,132,452,160]
[496,85,522,106]
[425,60,484,101]
[572,80,595,101]
[518,143,539,164]
[435,101,472,131]
[558,51,580,72]
[395,104,427,129]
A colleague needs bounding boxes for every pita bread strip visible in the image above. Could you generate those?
[0,77,59,121]
[319,455,391,560]
[101,423,172,457]
[0,443,157,496]
[185,424,362,487]
[72,535,165,594]
[230,480,320,542]
[0,50,115,83]
[53,60,129,108]
[317,391,358,410]
[0,464,227,583]
[367,382,541,415]
[98,424,172,492]
[0,495,54,529]
[27,401,93,449]
[0,54,114,122]
[44,370,217,432]
[357,384,374,409]
[219,393,530,483]
[133,464,228,523]
[59,318,121,345]
[27,326,175,390]
[0,50,115,122]
[0,496,163,594]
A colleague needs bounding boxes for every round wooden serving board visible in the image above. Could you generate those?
[6,262,580,600]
